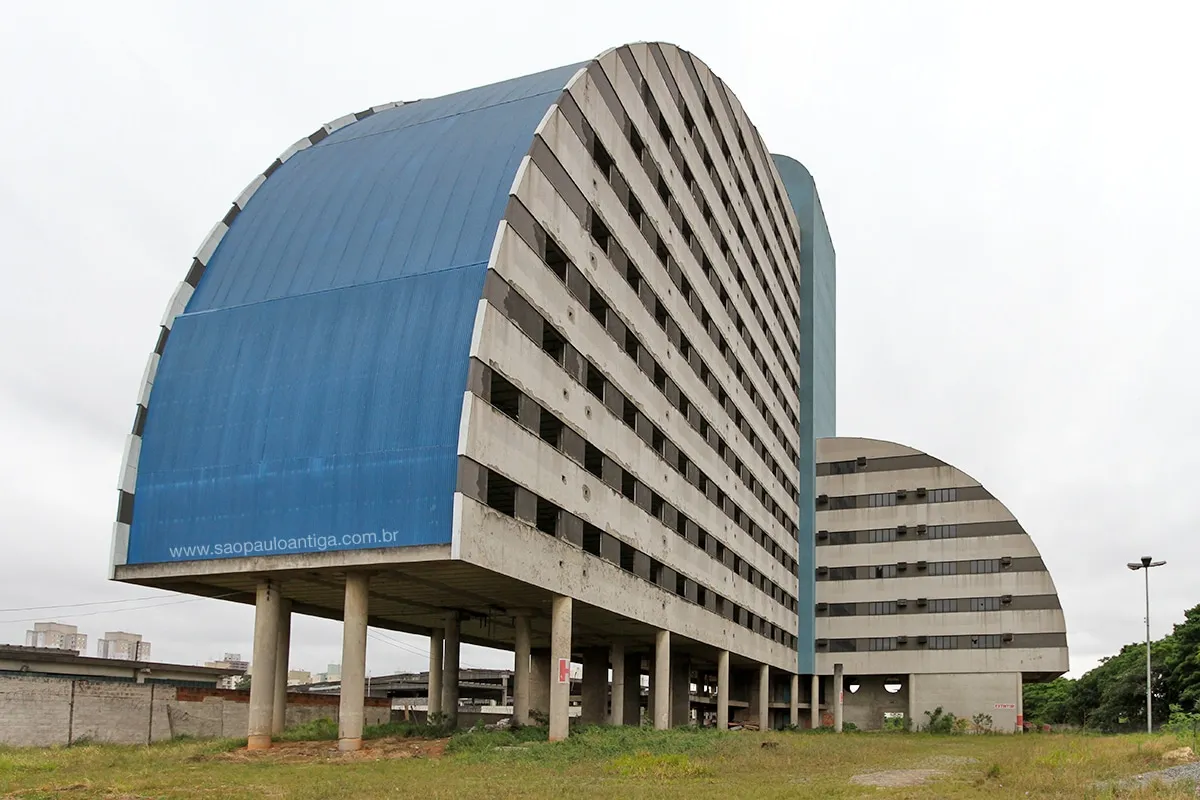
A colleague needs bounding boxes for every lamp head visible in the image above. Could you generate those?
[1127,563,1143,571]
[1142,556,1153,568]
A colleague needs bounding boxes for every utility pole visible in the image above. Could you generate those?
[1127,556,1166,733]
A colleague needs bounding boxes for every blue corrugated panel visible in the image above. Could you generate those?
[773,153,837,675]
[129,63,583,564]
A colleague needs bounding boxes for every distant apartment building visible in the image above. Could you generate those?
[315,664,341,684]
[287,670,312,686]
[95,631,150,661]
[24,622,87,654]
[205,652,250,689]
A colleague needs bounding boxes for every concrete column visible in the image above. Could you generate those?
[833,662,844,733]
[810,674,820,729]
[757,664,770,730]
[907,673,919,732]
[530,648,551,720]
[338,573,370,751]
[427,627,444,720]
[1015,671,1024,733]
[670,655,691,727]
[247,580,281,750]
[789,673,799,728]
[716,650,730,730]
[513,615,531,725]
[549,595,572,741]
[653,629,670,730]
[271,599,292,735]
[442,612,460,728]
[622,652,642,726]
[581,646,608,725]
[610,641,626,726]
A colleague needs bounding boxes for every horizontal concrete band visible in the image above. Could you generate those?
[817,593,1062,617]
[817,453,948,477]
[817,556,1045,581]
[819,631,1068,652]
[457,454,798,650]
[816,520,1024,547]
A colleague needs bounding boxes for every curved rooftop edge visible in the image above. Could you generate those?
[112,61,587,568]
[814,435,1069,682]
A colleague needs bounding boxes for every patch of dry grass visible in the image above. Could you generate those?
[0,728,1196,799]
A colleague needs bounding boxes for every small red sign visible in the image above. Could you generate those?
[557,658,570,684]
[994,703,1016,710]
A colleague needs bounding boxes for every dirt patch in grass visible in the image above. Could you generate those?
[210,736,448,764]
[850,768,947,787]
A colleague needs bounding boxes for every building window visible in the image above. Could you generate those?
[928,561,958,577]
[828,460,856,475]
[928,598,958,613]
[929,487,958,503]
[872,564,897,579]
[927,525,957,540]
[971,596,1002,612]
[829,639,857,653]
[830,603,856,617]
[868,528,896,544]
[486,471,517,517]
[869,637,897,651]
[867,493,896,508]
[929,636,958,650]
[970,634,1002,649]
[869,601,897,615]
[970,559,1001,575]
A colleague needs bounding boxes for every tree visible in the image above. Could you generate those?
[1165,605,1200,711]
[1023,678,1075,725]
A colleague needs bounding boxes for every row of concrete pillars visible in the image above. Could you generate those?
[244,578,847,749]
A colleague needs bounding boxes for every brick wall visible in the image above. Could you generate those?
[0,675,390,747]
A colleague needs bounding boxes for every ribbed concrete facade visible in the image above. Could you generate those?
[814,437,1068,730]
[111,42,810,741]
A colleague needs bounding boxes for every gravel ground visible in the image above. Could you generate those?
[1106,762,1200,793]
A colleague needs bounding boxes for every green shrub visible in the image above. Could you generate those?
[922,707,958,734]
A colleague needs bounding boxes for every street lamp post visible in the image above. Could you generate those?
[1127,556,1166,733]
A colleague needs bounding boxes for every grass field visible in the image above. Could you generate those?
[2,724,1197,799]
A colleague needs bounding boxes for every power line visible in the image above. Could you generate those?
[0,593,239,625]
[0,594,173,614]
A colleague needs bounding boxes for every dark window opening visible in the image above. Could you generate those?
[592,138,614,177]
[539,408,563,449]
[626,265,642,292]
[542,325,566,365]
[622,400,637,429]
[543,237,569,282]
[655,238,669,267]
[589,210,611,252]
[649,559,663,585]
[650,492,664,520]
[620,541,636,572]
[536,498,560,536]
[654,299,668,328]
[697,585,708,606]
[629,127,645,160]
[582,523,603,555]
[621,469,636,501]
[624,329,640,360]
[490,373,521,421]
[486,471,517,516]
[656,175,670,205]
[675,512,687,537]
[651,425,665,455]
[653,364,667,392]
[585,362,605,400]
[588,293,609,325]
[584,442,604,478]
[628,196,644,227]
[675,573,687,597]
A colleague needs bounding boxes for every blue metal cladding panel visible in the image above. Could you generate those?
[128,63,583,564]
[773,154,837,675]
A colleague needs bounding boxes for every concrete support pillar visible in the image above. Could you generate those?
[513,615,531,725]
[716,650,730,730]
[789,673,799,728]
[622,652,642,726]
[757,664,770,730]
[247,580,281,750]
[271,599,292,735]
[670,655,691,727]
[1015,671,1024,733]
[338,573,370,752]
[833,662,844,733]
[427,628,444,720]
[653,629,670,730]
[581,646,608,725]
[530,648,551,720]
[441,612,460,729]
[610,641,626,726]
[907,673,919,732]
[549,595,572,741]
[810,674,820,730]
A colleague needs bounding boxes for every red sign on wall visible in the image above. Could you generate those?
[557,658,570,684]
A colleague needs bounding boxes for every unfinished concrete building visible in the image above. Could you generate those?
[110,42,813,747]
[814,437,1069,731]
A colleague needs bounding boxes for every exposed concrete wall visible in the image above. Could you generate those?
[909,672,1022,732]
[0,676,388,748]
[840,676,908,731]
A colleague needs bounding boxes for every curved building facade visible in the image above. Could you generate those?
[111,43,812,743]
[815,437,1068,731]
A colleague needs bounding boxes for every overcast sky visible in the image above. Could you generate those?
[1,1,1197,680]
